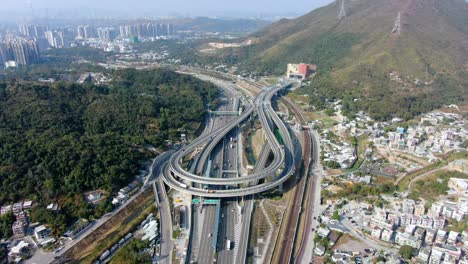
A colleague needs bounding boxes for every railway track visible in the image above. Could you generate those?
[243,80,313,264]
[276,97,311,264]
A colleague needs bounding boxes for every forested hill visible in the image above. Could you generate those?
[205,0,467,120]
[0,68,217,226]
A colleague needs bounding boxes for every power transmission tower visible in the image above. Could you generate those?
[392,12,401,35]
[338,0,346,20]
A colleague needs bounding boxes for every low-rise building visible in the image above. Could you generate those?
[12,221,25,238]
[418,246,432,263]
[435,230,447,243]
[315,245,326,256]
[12,202,23,214]
[414,227,426,241]
[429,247,444,264]
[414,204,426,216]
[34,225,51,240]
[447,231,459,245]
[22,201,33,209]
[46,203,59,211]
[448,178,468,195]
[371,227,383,239]
[403,199,416,214]
[381,229,394,243]
[317,227,331,238]
[328,232,340,246]
[425,229,437,245]
[432,217,446,230]
[433,243,462,263]
[405,225,416,235]
[400,214,411,226]
[395,232,422,249]
[286,63,316,80]
[0,205,12,215]
[420,216,434,228]
[458,198,468,214]
[8,241,29,259]
[431,202,444,216]
[369,218,395,231]
[452,210,466,221]
[442,206,455,218]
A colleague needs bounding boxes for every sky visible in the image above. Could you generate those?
[0,0,334,18]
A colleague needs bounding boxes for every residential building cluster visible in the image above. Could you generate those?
[364,197,468,263]
[18,23,66,50]
[118,23,174,38]
[321,135,357,169]
[112,180,139,205]
[76,23,174,41]
[0,201,56,262]
[0,38,40,67]
[372,112,466,158]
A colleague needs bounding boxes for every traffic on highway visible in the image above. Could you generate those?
[162,82,295,198]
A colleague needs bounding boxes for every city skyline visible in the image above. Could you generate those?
[0,0,334,19]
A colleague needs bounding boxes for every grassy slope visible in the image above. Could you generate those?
[250,0,467,76]
[205,0,467,119]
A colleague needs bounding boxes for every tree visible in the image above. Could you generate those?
[324,161,341,169]
[462,140,468,149]
[325,108,335,116]
[0,212,15,239]
[332,210,340,220]
[399,245,415,260]
[0,68,218,226]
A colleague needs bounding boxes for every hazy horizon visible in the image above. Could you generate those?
[0,0,334,19]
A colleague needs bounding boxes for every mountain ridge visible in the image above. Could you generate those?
[203,0,467,120]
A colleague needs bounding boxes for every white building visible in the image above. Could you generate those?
[431,202,444,216]
[371,227,383,239]
[418,246,432,263]
[395,232,422,249]
[381,229,394,243]
[447,231,459,245]
[34,225,51,240]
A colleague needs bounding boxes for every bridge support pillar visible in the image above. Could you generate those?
[278,183,284,192]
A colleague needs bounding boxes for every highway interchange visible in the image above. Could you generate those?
[47,70,320,264]
[162,82,295,197]
[155,73,319,264]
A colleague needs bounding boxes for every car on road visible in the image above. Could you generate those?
[208,233,212,237]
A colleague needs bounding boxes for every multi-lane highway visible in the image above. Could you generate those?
[186,85,240,264]
[162,83,295,198]
[159,75,311,264]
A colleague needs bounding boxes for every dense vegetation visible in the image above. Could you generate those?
[110,240,152,264]
[399,245,416,260]
[304,70,465,121]
[0,213,15,239]
[205,0,467,121]
[0,68,217,228]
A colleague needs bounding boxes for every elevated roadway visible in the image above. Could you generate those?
[162,82,295,198]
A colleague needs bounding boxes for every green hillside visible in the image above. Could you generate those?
[0,69,217,229]
[205,0,468,120]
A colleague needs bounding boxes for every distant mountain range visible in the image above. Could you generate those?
[204,0,467,120]
[175,17,271,33]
